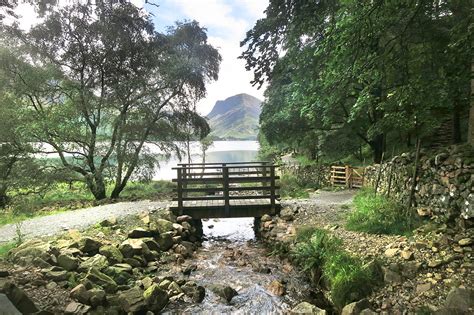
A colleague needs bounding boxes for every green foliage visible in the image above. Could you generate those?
[291,228,382,309]
[1,2,221,200]
[346,188,420,235]
[279,173,310,199]
[0,242,16,258]
[242,1,472,163]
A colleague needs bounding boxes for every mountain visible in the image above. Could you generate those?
[207,93,262,140]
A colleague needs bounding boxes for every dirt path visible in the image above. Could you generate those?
[0,200,168,243]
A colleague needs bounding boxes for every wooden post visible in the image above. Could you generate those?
[182,166,187,198]
[270,166,276,214]
[262,162,268,196]
[223,164,230,217]
[177,168,183,215]
[345,165,351,188]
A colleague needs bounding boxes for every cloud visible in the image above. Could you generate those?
[146,0,268,115]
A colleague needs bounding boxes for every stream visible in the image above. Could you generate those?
[164,218,314,314]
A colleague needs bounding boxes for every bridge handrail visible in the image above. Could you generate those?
[174,162,279,216]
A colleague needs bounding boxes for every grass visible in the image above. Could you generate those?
[280,173,310,198]
[291,227,382,309]
[0,242,17,258]
[346,188,420,235]
[0,180,175,227]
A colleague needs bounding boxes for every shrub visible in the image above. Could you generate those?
[280,173,310,198]
[291,227,382,309]
[346,188,420,235]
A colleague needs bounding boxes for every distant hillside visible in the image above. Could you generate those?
[207,93,262,140]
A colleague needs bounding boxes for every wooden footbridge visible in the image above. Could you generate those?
[170,162,281,218]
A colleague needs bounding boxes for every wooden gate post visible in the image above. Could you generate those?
[177,168,183,215]
[223,164,230,217]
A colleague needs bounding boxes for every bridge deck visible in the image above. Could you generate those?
[170,162,280,219]
[170,198,280,218]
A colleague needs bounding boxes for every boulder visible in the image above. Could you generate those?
[9,240,51,264]
[64,301,91,314]
[70,284,91,305]
[119,287,146,313]
[78,237,103,254]
[290,302,327,314]
[445,287,474,312]
[181,282,205,303]
[382,267,402,284]
[268,280,285,296]
[99,245,123,264]
[99,217,117,227]
[177,215,192,223]
[341,299,371,315]
[119,239,150,258]
[84,268,118,293]
[151,219,174,234]
[279,208,294,221]
[128,228,154,239]
[88,288,106,307]
[156,233,174,251]
[209,284,238,303]
[167,281,183,296]
[79,254,109,272]
[0,293,21,315]
[143,284,169,312]
[57,254,79,271]
[44,269,69,282]
[1,282,38,314]
[140,238,160,252]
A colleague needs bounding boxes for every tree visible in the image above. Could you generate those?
[241,0,471,162]
[1,2,221,199]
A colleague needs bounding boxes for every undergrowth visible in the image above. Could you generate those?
[291,227,382,309]
[346,188,420,235]
[279,173,310,198]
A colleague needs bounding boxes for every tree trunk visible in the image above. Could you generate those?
[453,102,462,144]
[468,61,474,146]
[86,174,107,200]
[0,186,9,208]
[371,133,385,163]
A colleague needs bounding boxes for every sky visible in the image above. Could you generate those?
[6,0,269,116]
[141,0,269,115]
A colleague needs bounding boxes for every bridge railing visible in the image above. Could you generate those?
[172,161,280,216]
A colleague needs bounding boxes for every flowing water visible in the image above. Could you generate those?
[165,218,314,314]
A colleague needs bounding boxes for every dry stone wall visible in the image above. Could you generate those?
[365,145,474,221]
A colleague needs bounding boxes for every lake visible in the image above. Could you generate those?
[153,140,259,180]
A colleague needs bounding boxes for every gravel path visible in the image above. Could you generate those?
[0,190,356,244]
[0,200,168,243]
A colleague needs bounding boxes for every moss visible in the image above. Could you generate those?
[0,242,17,258]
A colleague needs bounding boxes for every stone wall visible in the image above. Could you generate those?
[365,145,474,221]
[280,164,330,188]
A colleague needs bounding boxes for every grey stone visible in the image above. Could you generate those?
[1,281,38,314]
[290,301,327,314]
[79,254,109,272]
[99,245,123,264]
[0,293,21,315]
[209,284,238,303]
[128,228,154,239]
[445,287,474,312]
[119,287,146,313]
[143,284,169,312]
[57,254,79,271]
[79,237,103,254]
[64,301,91,314]
[84,268,118,293]
[341,299,371,315]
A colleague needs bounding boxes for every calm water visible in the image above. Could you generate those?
[153,141,259,180]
